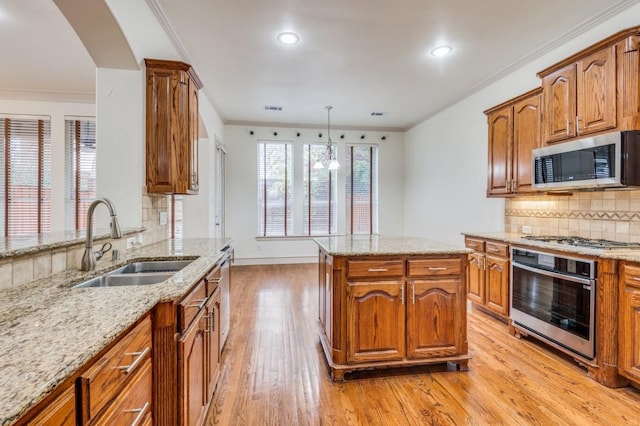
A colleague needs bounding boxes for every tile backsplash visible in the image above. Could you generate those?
[505,190,640,242]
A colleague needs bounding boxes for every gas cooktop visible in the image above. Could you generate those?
[521,235,640,250]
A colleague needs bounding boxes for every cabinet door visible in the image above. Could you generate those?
[346,281,405,363]
[146,67,176,193]
[512,92,541,193]
[188,77,199,192]
[543,64,577,143]
[467,252,485,304]
[486,105,513,195]
[178,310,207,426]
[577,46,617,136]
[206,288,221,402]
[620,268,640,382]
[407,279,463,359]
[485,255,509,316]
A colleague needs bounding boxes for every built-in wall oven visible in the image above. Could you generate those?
[510,247,596,360]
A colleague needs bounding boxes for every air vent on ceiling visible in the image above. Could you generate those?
[370,112,384,116]
[264,105,283,111]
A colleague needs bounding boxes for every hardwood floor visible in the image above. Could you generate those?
[205,264,640,425]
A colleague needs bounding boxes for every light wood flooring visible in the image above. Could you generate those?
[205,264,640,425]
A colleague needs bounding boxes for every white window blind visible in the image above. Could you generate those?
[0,116,51,236]
[258,141,293,236]
[65,119,96,230]
[172,195,183,239]
[303,144,337,235]
[215,143,226,239]
[346,145,378,234]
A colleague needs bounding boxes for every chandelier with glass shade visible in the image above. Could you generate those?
[313,106,340,170]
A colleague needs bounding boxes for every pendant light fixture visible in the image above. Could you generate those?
[313,106,340,170]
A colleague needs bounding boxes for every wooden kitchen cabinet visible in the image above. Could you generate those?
[145,58,202,194]
[619,262,640,386]
[205,287,222,403]
[465,237,510,320]
[538,26,640,144]
[485,88,541,196]
[318,250,470,381]
[347,280,405,363]
[24,384,76,426]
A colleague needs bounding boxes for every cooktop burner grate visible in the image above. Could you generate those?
[521,235,640,249]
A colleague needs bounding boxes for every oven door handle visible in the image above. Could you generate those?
[512,262,595,286]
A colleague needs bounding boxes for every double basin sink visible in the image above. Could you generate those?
[73,259,195,288]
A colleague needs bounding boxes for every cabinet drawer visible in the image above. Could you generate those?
[179,280,207,331]
[205,266,222,296]
[407,258,461,277]
[94,359,152,426]
[485,241,509,257]
[464,238,485,252]
[81,316,151,421]
[623,263,640,289]
[346,260,404,278]
[29,384,75,426]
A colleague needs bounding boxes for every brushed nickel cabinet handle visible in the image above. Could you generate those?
[412,285,415,305]
[576,116,579,134]
[632,276,640,281]
[428,267,447,271]
[117,347,150,375]
[401,285,405,305]
[367,268,388,272]
[125,401,150,426]
[566,119,570,136]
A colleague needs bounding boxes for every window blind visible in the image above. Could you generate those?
[0,116,51,236]
[65,119,96,230]
[346,145,378,234]
[303,144,337,235]
[215,144,226,239]
[257,141,293,236]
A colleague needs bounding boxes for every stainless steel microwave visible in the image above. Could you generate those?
[532,131,640,191]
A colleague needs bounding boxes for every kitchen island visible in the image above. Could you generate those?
[315,235,472,380]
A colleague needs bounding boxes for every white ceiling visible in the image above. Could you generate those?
[1,0,638,128]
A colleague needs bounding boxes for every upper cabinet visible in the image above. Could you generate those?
[538,26,640,144]
[485,88,541,196]
[145,59,202,194]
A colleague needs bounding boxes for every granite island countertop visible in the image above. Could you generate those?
[0,237,231,426]
[314,235,471,256]
[462,231,640,262]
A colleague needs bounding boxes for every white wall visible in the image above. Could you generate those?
[0,99,95,232]
[225,124,404,264]
[403,4,640,246]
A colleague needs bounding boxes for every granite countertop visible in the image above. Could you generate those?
[0,237,232,426]
[0,227,145,259]
[314,235,471,256]
[462,231,640,262]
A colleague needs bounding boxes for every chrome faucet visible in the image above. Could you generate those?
[80,198,123,271]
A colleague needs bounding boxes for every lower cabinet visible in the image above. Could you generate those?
[319,251,470,380]
[179,305,208,426]
[620,262,640,385]
[465,237,510,319]
[25,384,76,426]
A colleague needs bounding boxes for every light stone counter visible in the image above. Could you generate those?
[314,235,471,256]
[0,237,231,426]
[462,231,640,262]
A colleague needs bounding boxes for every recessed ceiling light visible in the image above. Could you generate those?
[430,45,453,57]
[277,32,300,45]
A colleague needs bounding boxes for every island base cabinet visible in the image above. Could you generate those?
[407,279,464,359]
[347,281,405,363]
[318,250,471,381]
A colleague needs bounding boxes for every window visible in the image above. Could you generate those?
[257,141,293,236]
[303,144,337,235]
[215,142,226,239]
[346,145,378,234]
[0,116,52,236]
[65,118,96,230]
[171,195,183,239]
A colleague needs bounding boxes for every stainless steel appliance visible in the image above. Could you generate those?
[219,246,233,349]
[532,130,640,191]
[510,247,596,359]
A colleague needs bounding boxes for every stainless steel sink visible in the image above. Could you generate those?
[72,259,195,288]
[74,272,175,288]
[110,259,194,274]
